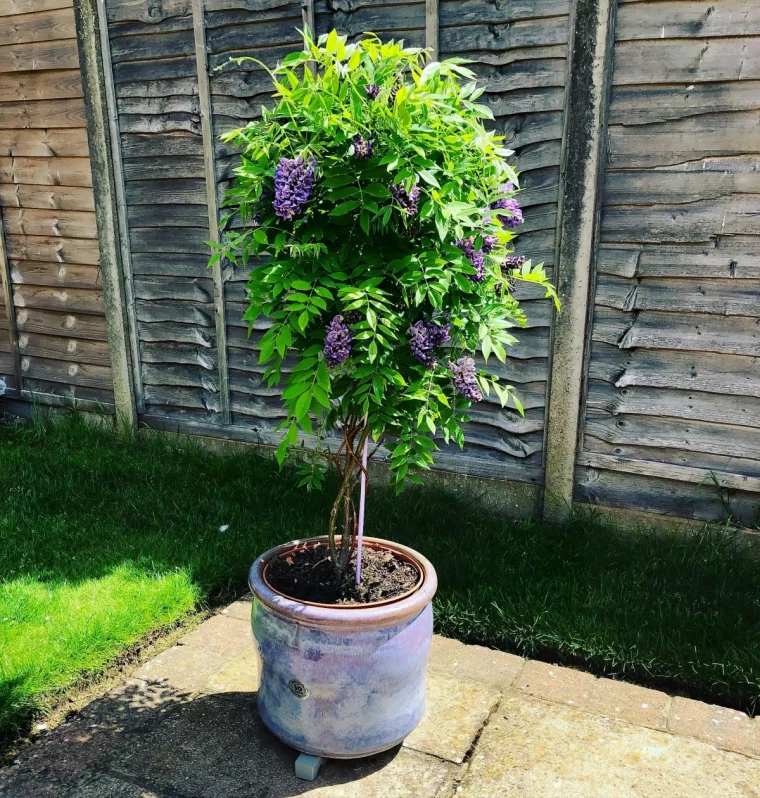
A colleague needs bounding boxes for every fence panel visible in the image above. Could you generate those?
[576,0,760,525]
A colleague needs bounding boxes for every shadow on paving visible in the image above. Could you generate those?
[0,682,453,798]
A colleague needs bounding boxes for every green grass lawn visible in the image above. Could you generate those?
[1,414,759,746]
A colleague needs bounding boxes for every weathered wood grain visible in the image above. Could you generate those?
[0,156,92,187]
[143,383,221,411]
[583,436,760,479]
[22,376,114,405]
[0,37,81,72]
[120,131,203,158]
[0,181,96,213]
[15,306,108,340]
[135,297,214,326]
[0,0,72,16]
[0,96,86,128]
[130,251,209,277]
[124,178,207,205]
[12,283,103,314]
[612,39,760,85]
[0,127,89,157]
[439,0,570,26]
[20,353,112,389]
[122,155,205,181]
[108,29,195,63]
[616,2,760,41]
[142,361,218,390]
[497,110,563,151]
[140,340,217,368]
[10,260,101,288]
[129,226,210,253]
[604,158,760,205]
[585,408,760,463]
[133,274,213,302]
[588,341,760,398]
[592,306,760,356]
[574,467,759,525]
[577,451,760,495]
[117,95,200,116]
[127,203,208,228]
[607,110,760,169]
[0,8,76,47]
[601,195,760,243]
[116,77,198,100]
[473,59,568,93]
[105,0,191,24]
[513,140,562,172]
[138,319,215,345]
[609,81,760,126]
[0,69,83,102]
[595,274,760,317]
[439,16,569,54]
[597,243,760,280]
[2,207,97,239]
[586,379,760,429]
[16,331,110,365]
[112,55,197,83]
[485,86,566,117]
[118,111,201,134]
[4,234,100,264]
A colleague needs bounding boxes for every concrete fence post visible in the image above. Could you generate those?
[542,0,616,522]
[73,0,138,430]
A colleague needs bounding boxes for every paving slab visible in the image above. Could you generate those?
[205,646,261,695]
[587,677,671,731]
[515,659,596,709]
[428,635,524,689]
[459,694,760,798]
[403,670,501,764]
[132,643,229,693]
[668,696,759,758]
[179,613,253,659]
[111,691,456,798]
[219,598,253,621]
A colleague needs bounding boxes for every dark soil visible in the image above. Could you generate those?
[266,543,420,605]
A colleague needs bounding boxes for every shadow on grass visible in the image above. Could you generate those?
[1,412,759,748]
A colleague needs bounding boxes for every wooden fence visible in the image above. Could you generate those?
[0,0,758,527]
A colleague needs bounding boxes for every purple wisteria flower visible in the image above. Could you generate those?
[391,179,420,216]
[353,134,374,160]
[454,237,486,283]
[324,314,353,368]
[408,320,451,367]
[273,156,316,221]
[489,183,523,229]
[503,254,526,271]
[481,234,499,253]
[365,84,381,100]
[448,357,482,402]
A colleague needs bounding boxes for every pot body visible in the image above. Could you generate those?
[249,536,437,759]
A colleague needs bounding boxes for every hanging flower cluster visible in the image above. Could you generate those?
[388,72,403,106]
[490,183,523,229]
[482,234,499,253]
[391,180,420,216]
[324,314,353,368]
[455,237,486,283]
[408,320,451,367]
[448,357,482,402]
[364,83,381,100]
[273,156,316,220]
[353,134,374,160]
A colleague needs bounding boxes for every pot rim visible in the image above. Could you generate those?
[249,536,437,628]
[261,537,424,609]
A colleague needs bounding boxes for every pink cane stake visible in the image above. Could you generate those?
[355,418,369,585]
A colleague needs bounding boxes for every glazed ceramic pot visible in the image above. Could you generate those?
[248,536,437,759]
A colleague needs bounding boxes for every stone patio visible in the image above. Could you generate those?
[2,598,759,797]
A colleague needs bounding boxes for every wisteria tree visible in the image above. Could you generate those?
[214,30,557,579]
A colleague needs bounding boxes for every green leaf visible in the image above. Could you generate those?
[368,340,378,363]
[291,279,311,291]
[362,184,392,199]
[366,308,377,330]
[330,200,361,216]
[295,389,312,420]
[316,361,331,391]
[418,169,440,188]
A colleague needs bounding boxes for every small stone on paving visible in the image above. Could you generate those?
[403,670,500,764]
[219,598,253,621]
[668,696,759,758]
[458,694,760,798]
[515,659,596,708]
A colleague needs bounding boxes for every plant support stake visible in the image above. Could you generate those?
[355,418,369,585]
